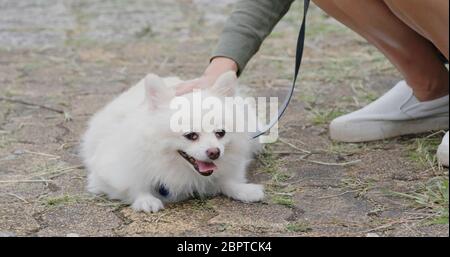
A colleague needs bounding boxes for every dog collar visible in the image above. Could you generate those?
[158,184,170,197]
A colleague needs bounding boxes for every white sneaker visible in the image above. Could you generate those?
[330,81,449,142]
[437,132,449,167]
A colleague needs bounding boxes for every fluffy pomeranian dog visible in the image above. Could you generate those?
[81,72,264,212]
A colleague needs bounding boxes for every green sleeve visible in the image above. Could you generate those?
[212,0,295,75]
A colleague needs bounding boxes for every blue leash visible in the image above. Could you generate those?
[252,0,310,139]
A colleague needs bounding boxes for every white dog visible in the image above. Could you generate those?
[80,72,264,212]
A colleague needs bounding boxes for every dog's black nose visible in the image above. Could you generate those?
[206,148,220,160]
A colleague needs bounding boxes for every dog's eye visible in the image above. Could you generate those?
[215,129,226,139]
[184,132,199,141]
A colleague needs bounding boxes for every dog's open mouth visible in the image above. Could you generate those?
[178,150,217,176]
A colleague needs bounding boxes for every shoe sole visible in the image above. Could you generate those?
[437,143,449,167]
[330,116,449,143]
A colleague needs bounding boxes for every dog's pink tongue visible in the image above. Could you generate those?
[196,160,217,173]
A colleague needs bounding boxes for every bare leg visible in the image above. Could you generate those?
[313,0,449,101]
[384,0,449,59]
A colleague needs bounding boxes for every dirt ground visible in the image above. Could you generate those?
[0,0,448,237]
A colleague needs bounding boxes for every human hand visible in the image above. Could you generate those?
[175,57,238,96]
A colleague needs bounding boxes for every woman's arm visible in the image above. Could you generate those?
[213,0,296,75]
[176,0,295,95]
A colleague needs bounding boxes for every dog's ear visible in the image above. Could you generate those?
[209,71,237,97]
[144,74,173,110]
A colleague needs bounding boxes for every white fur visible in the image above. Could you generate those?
[80,72,263,212]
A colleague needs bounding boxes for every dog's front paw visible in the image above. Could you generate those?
[223,183,265,203]
[131,194,164,213]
